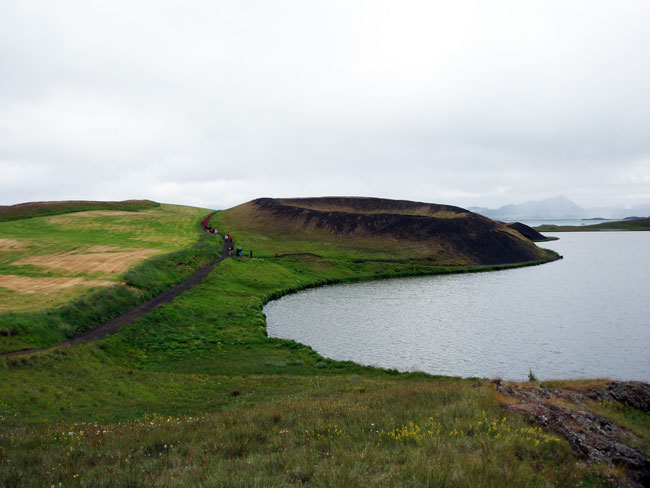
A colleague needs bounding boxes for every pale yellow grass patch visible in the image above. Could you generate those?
[14,246,162,274]
[82,211,154,217]
[46,210,154,224]
[0,239,26,251]
[0,275,113,294]
[129,236,188,246]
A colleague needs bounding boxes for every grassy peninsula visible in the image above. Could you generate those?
[1,198,647,487]
[535,217,650,232]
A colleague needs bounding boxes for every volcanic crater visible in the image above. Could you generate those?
[230,197,553,266]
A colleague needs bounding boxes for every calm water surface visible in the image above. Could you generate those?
[264,232,650,381]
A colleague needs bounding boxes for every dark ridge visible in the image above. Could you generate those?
[249,197,546,265]
[0,200,160,222]
[276,196,468,216]
[505,222,556,242]
[589,381,650,414]
[498,382,650,488]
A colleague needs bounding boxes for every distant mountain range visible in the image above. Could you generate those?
[469,196,650,220]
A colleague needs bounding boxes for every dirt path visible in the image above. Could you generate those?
[2,235,230,358]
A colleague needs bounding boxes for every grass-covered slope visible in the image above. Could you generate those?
[0,242,622,487]
[3,198,639,487]
[0,203,221,353]
[223,197,552,265]
[0,199,159,222]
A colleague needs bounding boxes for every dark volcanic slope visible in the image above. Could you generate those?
[276,196,467,217]
[242,197,546,265]
[505,222,553,242]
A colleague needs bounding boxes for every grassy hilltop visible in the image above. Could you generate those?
[1,198,647,487]
[0,199,160,223]
[223,197,550,264]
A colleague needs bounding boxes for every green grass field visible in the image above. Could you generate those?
[0,200,160,223]
[0,203,221,352]
[0,203,644,487]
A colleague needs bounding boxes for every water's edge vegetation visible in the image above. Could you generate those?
[263,256,559,303]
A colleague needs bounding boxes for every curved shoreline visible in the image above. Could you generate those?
[262,232,649,383]
[0,229,559,359]
[261,253,561,309]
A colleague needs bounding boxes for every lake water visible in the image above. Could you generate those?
[264,232,650,381]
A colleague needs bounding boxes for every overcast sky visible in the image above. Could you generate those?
[2,1,650,210]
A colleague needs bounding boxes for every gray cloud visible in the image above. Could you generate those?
[2,0,650,210]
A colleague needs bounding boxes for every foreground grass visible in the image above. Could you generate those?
[0,208,623,486]
[3,379,614,488]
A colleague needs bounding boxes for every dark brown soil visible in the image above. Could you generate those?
[505,222,557,242]
[495,382,650,487]
[251,197,549,265]
[588,382,650,414]
[276,196,467,216]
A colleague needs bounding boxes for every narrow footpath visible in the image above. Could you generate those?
[2,233,230,358]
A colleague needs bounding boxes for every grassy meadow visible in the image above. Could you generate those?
[0,200,160,223]
[0,203,642,486]
[0,203,221,352]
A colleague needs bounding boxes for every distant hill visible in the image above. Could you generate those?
[470,196,650,220]
[535,217,650,232]
[470,196,586,220]
[0,200,159,222]
[221,197,552,265]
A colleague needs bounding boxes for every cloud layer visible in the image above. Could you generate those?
[2,1,650,209]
